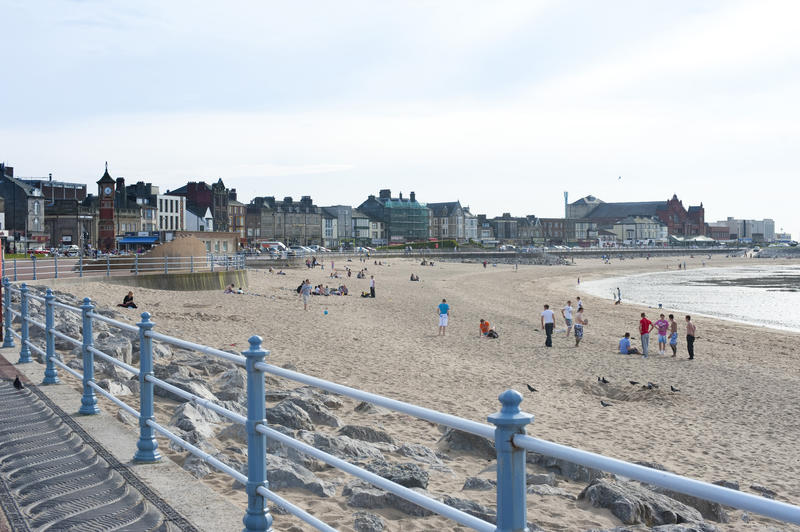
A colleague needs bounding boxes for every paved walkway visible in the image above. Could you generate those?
[0,377,198,531]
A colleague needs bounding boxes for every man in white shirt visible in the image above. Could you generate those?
[540,304,556,347]
[561,300,574,337]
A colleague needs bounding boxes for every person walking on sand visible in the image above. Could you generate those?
[668,314,679,357]
[438,299,450,336]
[654,313,670,355]
[576,296,583,310]
[685,315,696,359]
[369,275,375,298]
[561,300,574,337]
[300,279,312,311]
[574,306,586,347]
[639,312,654,357]
[541,304,556,347]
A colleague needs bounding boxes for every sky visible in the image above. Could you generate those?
[1,0,799,238]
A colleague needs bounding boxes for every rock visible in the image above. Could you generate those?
[283,396,341,427]
[649,486,729,522]
[462,477,496,491]
[527,452,606,482]
[262,425,324,471]
[94,332,133,365]
[291,386,344,409]
[353,511,385,532]
[526,472,557,486]
[579,479,705,526]
[749,484,777,499]
[439,495,497,524]
[173,351,236,376]
[438,428,495,460]
[127,377,140,395]
[153,363,194,380]
[67,359,83,371]
[296,431,384,463]
[338,425,394,445]
[266,401,315,431]
[712,480,739,491]
[54,321,82,350]
[169,402,222,440]
[526,484,575,499]
[183,453,214,478]
[634,461,670,471]
[266,454,335,497]
[214,368,246,402]
[343,481,433,516]
[154,377,218,403]
[116,409,138,426]
[396,443,444,466]
[364,461,429,489]
[590,525,718,532]
[97,379,132,396]
[219,423,248,444]
[265,389,293,402]
[354,401,387,414]
[152,342,173,360]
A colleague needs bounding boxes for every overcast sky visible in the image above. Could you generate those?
[1,0,798,237]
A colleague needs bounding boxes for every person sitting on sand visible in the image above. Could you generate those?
[479,319,491,337]
[224,284,235,294]
[237,287,244,294]
[410,273,420,281]
[619,332,640,355]
[117,291,137,309]
[268,267,274,273]
[339,284,348,296]
[277,270,286,275]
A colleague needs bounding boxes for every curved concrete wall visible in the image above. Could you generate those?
[106,270,248,291]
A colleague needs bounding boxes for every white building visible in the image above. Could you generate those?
[613,216,668,245]
[713,218,775,242]
[157,194,185,232]
[185,206,214,232]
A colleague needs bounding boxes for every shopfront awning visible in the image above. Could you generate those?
[118,236,159,244]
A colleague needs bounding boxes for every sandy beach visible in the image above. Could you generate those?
[40,254,800,531]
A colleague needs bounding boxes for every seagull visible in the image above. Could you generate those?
[13,376,23,390]
[670,386,680,392]
[598,377,610,384]
[526,384,538,392]
[629,380,639,385]
[618,176,622,180]
[600,400,613,407]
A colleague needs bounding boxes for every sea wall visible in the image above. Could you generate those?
[30,270,248,292]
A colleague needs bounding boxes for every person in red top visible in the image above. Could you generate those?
[639,312,654,357]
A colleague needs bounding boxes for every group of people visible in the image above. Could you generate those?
[621,312,696,359]
[223,284,244,294]
[540,298,587,347]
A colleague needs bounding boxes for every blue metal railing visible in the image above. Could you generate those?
[0,254,245,282]
[3,276,800,531]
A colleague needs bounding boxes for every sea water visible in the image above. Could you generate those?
[580,264,800,332]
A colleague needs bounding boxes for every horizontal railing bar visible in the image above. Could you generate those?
[49,328,83,348]
[53,301,82,313]
[145,331,247,366]
[87,311,140,334]
[144,375,245,425]
[11,330,21,339]
[254,362,495,440]
[24,339,46,358]
[88,346,140,376]
[146,419,247,482]
[25,317,46,330]
[255,423,495,532]
[9,308,21,317]
[88,381,141,418]
[27,293,46,303]
[52,358,83,380]
[513,434,800,525]
[256,486,337,532]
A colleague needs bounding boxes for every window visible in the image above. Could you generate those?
[33,201,40,215]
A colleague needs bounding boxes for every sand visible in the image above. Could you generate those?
[43,254,800,531]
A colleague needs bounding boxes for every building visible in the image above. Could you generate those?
[597,229,618,247]
[352,209,371,245]
[321,208,339,248]
[427,201,467,241]
[185,206,214,232]
[169,179,230,232]
[246,196,322,246]
[96,165,116,251]
[227,191,246,247]
[0,163,49,251]
[19,175,87,201]
[43,200,96,251]
[157,194,186,233]
[566,194,704,237]
[174,231,238,255]
[323,206,354,243]
[538,218,573,244]
[612,216,668,246]
[711,218,775,242]
[776,232,793,243]
[357,190,428,243]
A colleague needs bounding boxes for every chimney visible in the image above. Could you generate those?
[379,189,391,200]
[49,173,52,182]
[398,192,403,200]
[410,191,415,202]
[228,189,237,201]
[283,196,293,204]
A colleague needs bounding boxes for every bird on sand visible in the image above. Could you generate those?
[647,382,658,389]
[629,380,639,385]
[670,386,680,392]
[600,400,613,407]
[526,384,538,392]
[598,376,610,384]
[13,376,24,390]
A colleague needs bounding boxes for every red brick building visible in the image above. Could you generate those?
[96,164,116,252]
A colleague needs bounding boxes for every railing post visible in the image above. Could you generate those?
[164,256,169,275]
[2,278,14,348]
[106,255,110,277]
[242,335,272,532]
[210,256,214,273]
[13,259,17,281]
[135,254,139,275]
[32,256,37,280]
[78,297,99,415]
[190,255,194,273]
[54,255,59,279]
[134,312,161,462]
[17,283,32,363]
[42,289,59,384]
[79,254,83,277]
[488,389,533,532]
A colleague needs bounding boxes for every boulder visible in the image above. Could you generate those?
[353,511,385,532]
[97,379,132,397]
[214,368,247,402]
[712,480,739,491]
[527,452,606,482]
[396,443,444,466]
[343,481,433,517]
[527,472,557,486]
[649,486,729,522]
[749,484,777,499]
[154,377,218,403]
[283,396,341,427]
[438,495,497,524]
[266,454,335,497]
[354,401,387,415]
[291,386,344,409]
[296,431,384,463]
[526,484,575,499]
[338,425,394,445]
[579,479,705,526]
[266,401,315,431]
[365,461,429,489]
[94,332,133,365]
[462,477,496,491]
[589,525,718,532]
[438,428,495,460]
[169,402,222,440]
[116,409,138,426]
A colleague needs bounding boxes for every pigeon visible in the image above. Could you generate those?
[629,380,639,385]
[600,400,613,407]
[13,376,23,390]
[526,384,538,392]
[647,382,658,389]
[670,386,680,392]
[598,377,610,384]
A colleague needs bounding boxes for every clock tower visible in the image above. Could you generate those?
[97,162,116,252]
